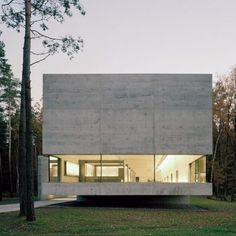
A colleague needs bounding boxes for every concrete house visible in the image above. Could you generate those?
[38,74,212,203]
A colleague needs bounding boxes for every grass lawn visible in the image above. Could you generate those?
[0,197,236,236]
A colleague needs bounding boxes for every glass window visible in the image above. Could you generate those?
[49,156,60,182]
[80,156,101,182]
[189,156,206,183]
[65,161,79,176]
[101,155,154,182]
[52,155,207,183]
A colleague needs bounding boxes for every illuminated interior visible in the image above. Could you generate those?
[49,155,206,183]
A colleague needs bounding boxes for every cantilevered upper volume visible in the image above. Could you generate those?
[39,74,213,200]
[43,74,212,155]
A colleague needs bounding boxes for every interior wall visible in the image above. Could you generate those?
[124,159,154,182]
[157,155,203,182]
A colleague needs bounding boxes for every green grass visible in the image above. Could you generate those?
[0,197,236,236]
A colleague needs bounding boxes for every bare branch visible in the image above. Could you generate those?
[30,54,51,66]
[30,16,44,26]
[31,14,52,26]
[30,35,42,39]
[31,50,49,56]
[31,29,60,41]
[1,0,15,7]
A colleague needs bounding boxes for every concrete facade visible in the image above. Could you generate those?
[41,74,213,201]
[43,74,212,155]
[38,156,49,199]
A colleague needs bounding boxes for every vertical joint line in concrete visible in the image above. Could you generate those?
[100,154,102,182]
[123,160,125,183]
[47,155,50,182]
[99,76,102,183]
[152,78,156,154]
[154,154,156,182]
[99,76,102,154]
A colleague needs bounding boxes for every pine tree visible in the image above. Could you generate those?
[0,40,20,199]
[1,0,85,221]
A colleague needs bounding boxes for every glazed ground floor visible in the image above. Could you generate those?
[48,154,207,183]
[38,155,212,200]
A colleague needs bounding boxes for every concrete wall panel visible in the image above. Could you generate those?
[101,109,153,154]
[43,74,212,155]
[153,74,212,154]
[43,74,101,154]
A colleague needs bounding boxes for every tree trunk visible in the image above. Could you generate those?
[211,128,223,183]
[18,66,26,216]
[18,0,35,220]
[8,101,13,197]
[0,152,2,201]
[234,72,236,200]
[23,0,35,221]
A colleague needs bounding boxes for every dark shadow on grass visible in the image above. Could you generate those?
[48,196,207,211]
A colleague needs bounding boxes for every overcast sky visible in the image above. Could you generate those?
[1,0,236,103]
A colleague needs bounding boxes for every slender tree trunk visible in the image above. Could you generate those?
[234,76,236,200]
[0,152,2,201]
[234,72,236,200]
[18,56,26,216]
[16,143,19,196]
[8,101,13,197]
[23,0,35,221]
[19,71,26,216]
[18,0,35,219]
[211,128,223,183]
[224,123,229,198]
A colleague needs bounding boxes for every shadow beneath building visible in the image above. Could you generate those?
[49,196,207,211]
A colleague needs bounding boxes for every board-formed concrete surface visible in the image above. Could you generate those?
[43,74,212,155]
[41,182,212,197]
[38,156,49,198]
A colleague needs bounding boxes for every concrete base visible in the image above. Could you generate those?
[39,182,212,200]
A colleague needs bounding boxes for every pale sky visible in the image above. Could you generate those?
[1,0,236,103]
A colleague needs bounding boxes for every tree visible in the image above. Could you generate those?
[0,108,7,201]
[32,102,42,156]
[1,0,85,221]
[9,109,20,195]
[0,71,20,197]
[210,68,236,200]
[0,39,20,198]
[32,102,42,195]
